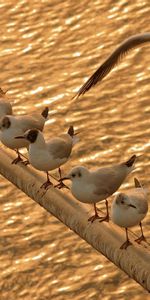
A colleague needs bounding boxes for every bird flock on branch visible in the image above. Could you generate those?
[0,33,150,249]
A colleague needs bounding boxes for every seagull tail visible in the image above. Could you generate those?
[134,177,148,196]
[67,125,74,137]
[0,87,8,96]
[41,107,49,119]
[67,125,80,144]
[124,155,136,167]
[134,177,142,188]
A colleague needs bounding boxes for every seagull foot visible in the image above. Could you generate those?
[11,156,23,165]
[88,214,101,223]
[40,181,53,190]
[21,160,30,166]
[135,235,147,244]
[54,182,70,190]
[120,240,132,250]
[99,215,109,223]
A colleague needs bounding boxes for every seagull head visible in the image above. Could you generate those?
[0,116,11,131]
[15,129,39,143]
[59,166,89,182]
[115,193,136,209]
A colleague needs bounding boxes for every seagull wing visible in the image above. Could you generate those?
[75,33,150,97]
[47,137,72,160]
[128,190,148,215]
[92,163,129,198]
[91,167,118,198]
[17,114,45,132]
[0,100,12,117]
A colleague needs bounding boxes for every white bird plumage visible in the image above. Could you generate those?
[0,107,49,164]
[111,178,148,249]
[16,126,77,189]
[60,155,136,222]
[0,88,12,118]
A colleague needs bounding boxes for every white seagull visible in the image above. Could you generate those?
[74,33,150,98]
[0,107,49,164]
[15,126,78,189]
[111,178,148,249]
[0,88,12,118]
[60,155,136,222]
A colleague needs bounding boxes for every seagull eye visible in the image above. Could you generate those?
[72,173,76,178]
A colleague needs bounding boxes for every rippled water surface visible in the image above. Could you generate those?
[0,0,150,299]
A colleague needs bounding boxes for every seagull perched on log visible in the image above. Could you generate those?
[15,126,78,189]
[0,107,49,164]
[111,178,148,249]
[59,155,136,223]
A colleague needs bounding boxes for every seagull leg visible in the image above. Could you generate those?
[59,167,62,178]
[135,222,147,244]
[12,150,24,164]
[20,153,30,165]
[40,172,53,189]
[99,199,109,222]
[120,228,132,249]
[54,168,70,190]
[88,203,101,223]
[18,152,30,165]
[12,150,29,165]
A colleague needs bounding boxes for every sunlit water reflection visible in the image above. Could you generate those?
[0,0,150,299]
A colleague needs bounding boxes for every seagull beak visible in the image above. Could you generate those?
[15,136,25,139]
[128,204,136,208]
[59,176,70,182]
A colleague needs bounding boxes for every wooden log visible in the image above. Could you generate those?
[0,147,150,291]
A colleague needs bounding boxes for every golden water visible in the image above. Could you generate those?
[0,0,150,299]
